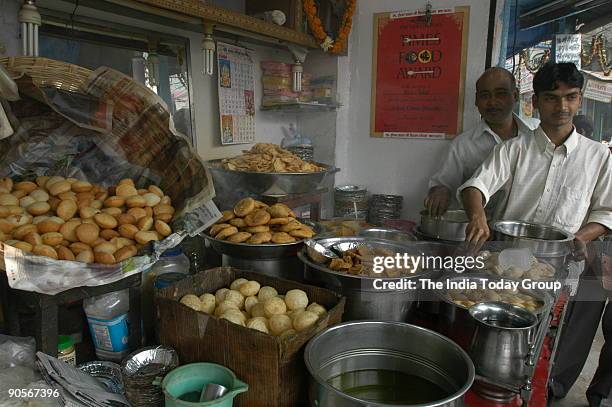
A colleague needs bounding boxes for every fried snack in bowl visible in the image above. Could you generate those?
[221,143,324,173]
[206,198,316,245]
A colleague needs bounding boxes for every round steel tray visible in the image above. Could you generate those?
[204,221,321,259]
[205,159,339,195]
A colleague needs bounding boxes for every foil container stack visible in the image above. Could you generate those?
[287,144,314,162]
[78,361,124,395]
[334,185,368,219]
[121,346,179,407]
[368,194,403,225]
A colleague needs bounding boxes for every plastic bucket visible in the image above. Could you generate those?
[162,363,248,406]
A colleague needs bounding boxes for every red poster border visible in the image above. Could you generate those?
[370,7,470,139]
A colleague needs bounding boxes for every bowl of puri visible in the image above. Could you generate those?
[204,198,318,259]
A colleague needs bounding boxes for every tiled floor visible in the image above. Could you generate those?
[552,322,609,407]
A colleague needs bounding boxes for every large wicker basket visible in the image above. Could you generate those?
[0,56,91,93]
[0,56,215,295]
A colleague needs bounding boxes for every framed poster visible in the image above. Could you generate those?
[371,7,469,139]
[217,42,256,145]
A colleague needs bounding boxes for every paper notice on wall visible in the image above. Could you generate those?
[555,34,581,69]
[217,42,256,145]
[584,79,612,103]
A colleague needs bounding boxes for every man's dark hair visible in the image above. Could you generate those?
[533,62,584,95]
[573,115,594,139]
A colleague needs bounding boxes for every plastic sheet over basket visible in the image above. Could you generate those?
[0,60,221,294]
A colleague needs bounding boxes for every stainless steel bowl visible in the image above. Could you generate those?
[433,274,552,351]
[299,237,455,321]
[357,227,417,242]
[204,221,321,260]
[305,321,475,407]
[205,159,338,195]
[491,220,574,257]
[420,210,469,242]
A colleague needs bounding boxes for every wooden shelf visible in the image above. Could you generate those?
[132,0,319,48]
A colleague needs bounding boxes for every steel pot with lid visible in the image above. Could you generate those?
[305,321,475,407]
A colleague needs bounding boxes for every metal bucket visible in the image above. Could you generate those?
[305,321,475,407]
[468,302,538,388]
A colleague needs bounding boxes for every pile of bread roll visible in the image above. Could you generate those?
[0,176,175,264]
[180,278,327,338]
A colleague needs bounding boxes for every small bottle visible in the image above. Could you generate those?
[58,335,76,366]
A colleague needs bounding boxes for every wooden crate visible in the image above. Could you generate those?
[156,267,345,407]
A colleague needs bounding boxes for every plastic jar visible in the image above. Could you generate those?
[142,248,190,341]
[58,335,76,366]
[83,289,130,362]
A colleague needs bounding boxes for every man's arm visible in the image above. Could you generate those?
[458,141,514,243]
[425,140,464,216]
[462,187,490,243]
[579,152,612,241]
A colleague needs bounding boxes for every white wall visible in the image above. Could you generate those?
[0,0,299,161]
[335,0,493,221]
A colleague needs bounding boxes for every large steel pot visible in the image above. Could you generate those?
[468,302,538,388]
[305,321,475,407]
[299,238,455,321]
[433,274,552,350]
[420,210,469,242]
[491,220,574,258]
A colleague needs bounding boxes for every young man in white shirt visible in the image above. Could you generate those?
[424,67,537,216]
[459,62,611,407]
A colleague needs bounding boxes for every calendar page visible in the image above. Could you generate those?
[217,42,256,145]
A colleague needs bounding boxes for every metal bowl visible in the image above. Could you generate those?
[205,159,339,196]
[420,210,469,242]
[357,227,417,242]
[491,220,574,257]
[299,237,456,321]
[204,221,321,260]
[204,234,306,259]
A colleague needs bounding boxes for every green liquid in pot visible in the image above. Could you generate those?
[327,369,452,405]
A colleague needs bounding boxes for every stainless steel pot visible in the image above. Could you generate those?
[433,274,552,350]
[420,210,469,242]
[299,238,455,321]
[468,302,538,388]
[491,220,574,258]
[305,321,475,407]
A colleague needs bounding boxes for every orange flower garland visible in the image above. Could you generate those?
[304,0,356,54]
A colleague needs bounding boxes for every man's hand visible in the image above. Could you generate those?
[424,186,451,217]
[465,214,490,246]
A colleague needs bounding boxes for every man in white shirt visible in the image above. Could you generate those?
[459,64,611,242]
[459,62,611,407]
[424,67,537,216]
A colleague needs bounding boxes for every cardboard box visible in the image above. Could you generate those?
[156,267,345,407]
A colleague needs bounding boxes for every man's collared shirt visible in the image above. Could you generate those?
[429,114,536,210]
[458,126,612,234]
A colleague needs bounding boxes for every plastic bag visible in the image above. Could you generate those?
[0,335,36,368]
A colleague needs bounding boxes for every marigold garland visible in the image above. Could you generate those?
[304,0,356,54]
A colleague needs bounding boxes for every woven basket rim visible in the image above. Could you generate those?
[0,56,92,93]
